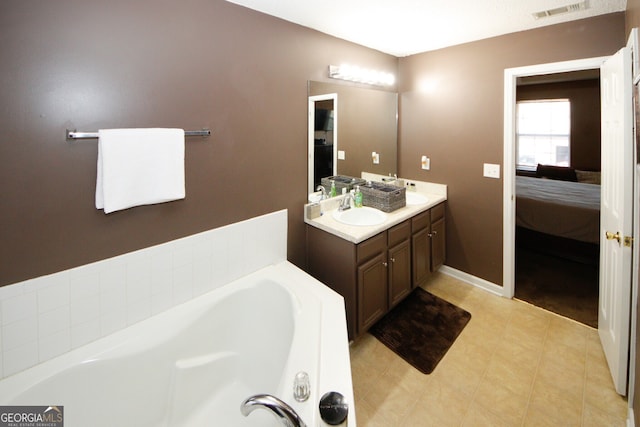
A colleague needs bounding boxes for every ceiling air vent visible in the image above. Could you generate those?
[532,1,588,20]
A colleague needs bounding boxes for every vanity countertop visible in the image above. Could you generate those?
[304,179,447,244]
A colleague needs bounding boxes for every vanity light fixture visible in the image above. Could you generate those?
[328,64,395,87]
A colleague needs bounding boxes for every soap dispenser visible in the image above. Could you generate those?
[330,180,337,198]
[354,185,363,208]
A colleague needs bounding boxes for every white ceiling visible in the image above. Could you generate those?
[226,0,627,57]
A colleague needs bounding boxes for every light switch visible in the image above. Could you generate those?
[338,150,345,160]
[483,163,500,179]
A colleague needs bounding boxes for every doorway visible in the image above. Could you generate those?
[502,56,609,302]
[513,72,601,327]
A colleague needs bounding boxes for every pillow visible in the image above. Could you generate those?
[536,164,578,182]
[575,170,601,185]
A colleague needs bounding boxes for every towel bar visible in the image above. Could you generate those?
[66,128,211,140]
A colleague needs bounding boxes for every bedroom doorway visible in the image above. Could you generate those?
[503,56,609,302]
[513,72,601,328]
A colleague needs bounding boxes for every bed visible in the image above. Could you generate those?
[516,176,601,244]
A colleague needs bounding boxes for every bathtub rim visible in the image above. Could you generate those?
[0,261,355,427]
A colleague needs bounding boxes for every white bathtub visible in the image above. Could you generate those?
[0,261,355,426]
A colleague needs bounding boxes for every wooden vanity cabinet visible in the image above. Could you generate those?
[305,203,445,340]
[357,220,412,333]
[430,203,446,271]
[412,202,446,288]
[387,220,412,308]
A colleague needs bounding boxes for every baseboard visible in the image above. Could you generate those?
[439,265,506,297]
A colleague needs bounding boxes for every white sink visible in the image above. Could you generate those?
[406,192,429,205]
[332,207,387,226]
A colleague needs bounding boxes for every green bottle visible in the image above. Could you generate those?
[354,185,363,208]
[330,180,337,197]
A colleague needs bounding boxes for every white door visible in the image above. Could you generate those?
[599,46,634,396]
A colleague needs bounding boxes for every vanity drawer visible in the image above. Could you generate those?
[411,210,430,233]
[357,232,386,263]
[431,203,445,221]
[388,220,411,247]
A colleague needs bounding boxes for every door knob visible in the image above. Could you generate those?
[606,231,621,244]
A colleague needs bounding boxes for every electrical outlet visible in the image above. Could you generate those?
[483,163,500,178]
[338,150,345,160]
[421,155,430,170]
[372,152,380,164]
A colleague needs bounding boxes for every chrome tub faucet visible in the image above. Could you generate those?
[240,394,306,427]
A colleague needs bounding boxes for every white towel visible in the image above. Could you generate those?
[96,128,185,214]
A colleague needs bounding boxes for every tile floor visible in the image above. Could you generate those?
[349,272,628,426]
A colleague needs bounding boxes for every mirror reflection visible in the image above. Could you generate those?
[308,81,398,194]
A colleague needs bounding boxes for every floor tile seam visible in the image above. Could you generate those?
[521,317,552,426]
[579,340,590,426]
[463,323,500,424]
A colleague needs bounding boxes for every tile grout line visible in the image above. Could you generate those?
[517,311,551,427]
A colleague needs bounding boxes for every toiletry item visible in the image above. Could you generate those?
[330,180,337,197]
[306,203,321,219]
[354,185,363,208]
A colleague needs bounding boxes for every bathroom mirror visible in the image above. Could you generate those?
[308,81,398,194]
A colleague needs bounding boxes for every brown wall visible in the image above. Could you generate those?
[397,13,625,285]
[0,0,397,287]
[517,78,601,171]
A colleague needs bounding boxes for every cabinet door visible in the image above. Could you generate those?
[357,252,388,333]
[412,227,431,288]
[431,217,445,271]
[388,239,411,308]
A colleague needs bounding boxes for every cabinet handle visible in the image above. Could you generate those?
[383,261,388,267]
[390,257,396,263]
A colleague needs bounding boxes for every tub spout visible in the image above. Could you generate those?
[240,394,306,427]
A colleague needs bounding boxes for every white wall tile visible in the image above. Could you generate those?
[0,332,3,379]
[172,263,193,305]
[70,294,100,326]
[172,240,194,268]
[39,329,70,362]
[70,318,100,349]
[126,298,151,326]
[38,306,70,338]
[69,270,100,301]
[0,209,288,380]
[37,278,69,314]
[2,292,37,325]
[193,257,213,296]
[100,308,126,336]
[3,317,37,351]
[3,341,38,377]
[0,281,27,301]
[149,245,173,273]
[151,291,172,315]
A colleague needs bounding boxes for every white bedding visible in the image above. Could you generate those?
[516,176,601,244]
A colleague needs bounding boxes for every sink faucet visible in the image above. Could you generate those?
[338,192,354,211]
[240,394,307,427]
[316,185,328,200]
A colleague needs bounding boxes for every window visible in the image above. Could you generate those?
[516,99,570,169]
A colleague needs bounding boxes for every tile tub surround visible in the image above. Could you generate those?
[0,210,287,380]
